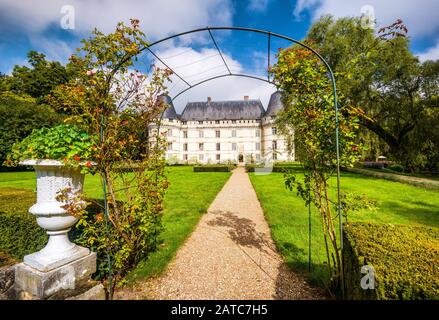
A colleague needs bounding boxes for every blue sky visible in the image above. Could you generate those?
[1,0,438,111]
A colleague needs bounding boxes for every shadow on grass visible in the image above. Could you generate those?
[380,200,439,228]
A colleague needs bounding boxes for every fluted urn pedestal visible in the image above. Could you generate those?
[20,160,90,272]
[10,160,103,300]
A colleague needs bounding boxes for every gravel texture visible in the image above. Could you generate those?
[116,167,325,300]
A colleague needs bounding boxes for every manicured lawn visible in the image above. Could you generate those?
[0,166,231,284]
[125,167,230,284]
[249,170,439,288]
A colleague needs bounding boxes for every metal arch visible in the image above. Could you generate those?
[172,73,272,101]
[143,26,344,295]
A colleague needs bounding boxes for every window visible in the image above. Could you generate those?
[215,120,220,124]
[272,140,277,150]
[199,143,204,151]
[199,130,204,138]
[215,130,220,138]
[272,127,277,135]
[182,121,187,125]
[272,152,277,160]
[256,142,260,150]
[167,129,172,137]
[168,143,172,151]
[256,129,260,137]
[232,130,236,138]
[183,143,188,151]
[183,131,188,138]
[198,121,203,124]
[232,120,236,124]
[256,154,260,161]
[216,154,220,161]
[216,143,220,151]
[232,143,237,151]
[199,154,204,161]
[183,154,188,160]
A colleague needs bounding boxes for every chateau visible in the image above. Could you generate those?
[157,91,294,164]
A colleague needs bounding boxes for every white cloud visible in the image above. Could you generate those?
[151,46,276,112]
[416,39,439,62]
[0,0,233,41]
[293,0,439,38]
[248,0,270,12]
[29,37,76,63]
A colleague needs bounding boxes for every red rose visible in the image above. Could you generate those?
[73,155,81,161]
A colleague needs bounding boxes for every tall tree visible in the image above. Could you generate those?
[10,51,72,102]
[306,16,439,171]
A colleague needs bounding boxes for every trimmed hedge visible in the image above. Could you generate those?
[343,222,439,300]
[245,164,300,173]
[0,189,47,260]
[193,165,231,172]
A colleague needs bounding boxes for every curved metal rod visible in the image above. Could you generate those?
[171,73,273,102]
[144,27,343,294]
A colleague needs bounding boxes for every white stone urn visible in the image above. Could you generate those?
[20,160,90,272]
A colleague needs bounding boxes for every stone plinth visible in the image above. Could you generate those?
[14,252,97,299]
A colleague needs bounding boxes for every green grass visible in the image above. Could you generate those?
[358,167,439,181]
[125,167,230,284]
[0,167,230,284]
[249,170,439,288]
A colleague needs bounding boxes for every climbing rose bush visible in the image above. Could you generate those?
[48,19,173,296]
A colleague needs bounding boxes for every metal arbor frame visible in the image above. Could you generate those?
[106,26,344,295]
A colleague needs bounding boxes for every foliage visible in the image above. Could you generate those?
[193,165,233,172]
[306,16,439,172]
[5,124,97,169]
[388,163,404,173]
[0,92,62,166]
[249,169,439,290]
[47,19,172,296]
[0,167,231,285]
[343,222,439,300]
[0,188,47,260]
[8,51,73,103]
[245,163,303,173]
[270,40,361,289]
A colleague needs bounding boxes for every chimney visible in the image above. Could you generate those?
[207,97,212,103]
[244,95,249,100]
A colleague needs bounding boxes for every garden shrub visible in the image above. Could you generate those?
[193,165,230,172]
[0,188,47,260]
[360,161,388,169]
[343,222,439,300]
[245,164,301,173]
[0,211,47,260]
[388,163,404,173]
[0,92,62,166]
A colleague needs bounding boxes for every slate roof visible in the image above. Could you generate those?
[159,95,178,119]
[265,91,283,117]
[180,99,265,121]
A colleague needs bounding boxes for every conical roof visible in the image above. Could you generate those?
[159,95,178,119]
[265,91,284,116]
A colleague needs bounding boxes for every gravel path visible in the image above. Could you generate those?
[117,167,325,300]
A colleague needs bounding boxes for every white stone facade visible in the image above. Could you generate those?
[154,92,294,164]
